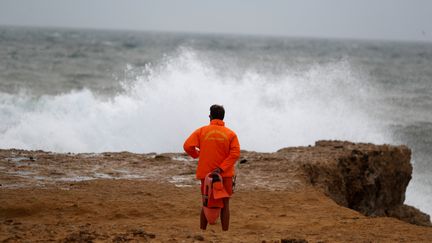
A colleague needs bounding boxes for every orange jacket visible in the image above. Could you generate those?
[183,119,240,179]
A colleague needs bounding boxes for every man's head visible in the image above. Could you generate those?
[209,104,225,120]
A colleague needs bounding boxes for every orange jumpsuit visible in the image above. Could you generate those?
[183,119,240,179]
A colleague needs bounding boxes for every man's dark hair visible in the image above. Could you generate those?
[210,104,225,120]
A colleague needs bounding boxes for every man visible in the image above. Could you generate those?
[183,104,240,231]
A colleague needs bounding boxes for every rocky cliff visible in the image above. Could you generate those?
[277,140,430,226]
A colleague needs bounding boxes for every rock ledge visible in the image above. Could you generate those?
[280,140,430,226]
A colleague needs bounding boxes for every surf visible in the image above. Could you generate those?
[0,48,389,153]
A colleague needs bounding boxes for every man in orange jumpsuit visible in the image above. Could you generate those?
[183,104,240,231]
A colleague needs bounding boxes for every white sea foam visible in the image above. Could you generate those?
[0,48,389,153]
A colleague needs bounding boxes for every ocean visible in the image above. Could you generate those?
[0,26,431,215]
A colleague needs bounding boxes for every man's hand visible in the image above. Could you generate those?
[213,167,223,174]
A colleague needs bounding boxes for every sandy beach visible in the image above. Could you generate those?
[2,179,432,243]
[1,141,432,242]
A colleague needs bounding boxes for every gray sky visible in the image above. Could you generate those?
[1,0,432,42]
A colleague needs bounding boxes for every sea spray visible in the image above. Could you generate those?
[0,48,389,153]
[406,174,432,218]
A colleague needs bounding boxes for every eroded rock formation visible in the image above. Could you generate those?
[278,140,431,226]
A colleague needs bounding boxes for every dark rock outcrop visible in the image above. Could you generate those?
[288,140,430,226]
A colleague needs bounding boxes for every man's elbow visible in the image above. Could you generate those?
[234,153,240,161]
[231,148,240,160]
[184,145,198,158]
[183,143,189,154]
[183,143,192,155]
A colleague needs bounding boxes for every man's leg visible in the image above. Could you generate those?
[200,207,208,230]
[220,198,230,231]
[200,179,208,230]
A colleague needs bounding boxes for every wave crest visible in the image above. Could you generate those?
[0,49,388,152]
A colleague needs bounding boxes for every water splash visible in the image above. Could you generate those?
[0,48,388,153]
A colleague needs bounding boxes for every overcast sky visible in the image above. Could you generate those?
[1,0,431,42]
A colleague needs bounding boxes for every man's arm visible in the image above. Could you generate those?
[219,134,240,172]
[183,128,201,158]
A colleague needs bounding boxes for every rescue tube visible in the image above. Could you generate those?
[202,172,230,224]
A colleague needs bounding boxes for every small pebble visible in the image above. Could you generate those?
[194,235,204,241]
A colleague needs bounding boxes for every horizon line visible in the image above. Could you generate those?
[1,23,431,45]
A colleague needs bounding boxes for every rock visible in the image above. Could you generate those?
[193,234,204,241]
[64,230,97,243]
[293,140,430,226]
[4,219,14,225]
[281,239,308,243]
[154,154,170,160]
[387,204,431,227]
[112,234,131,242]
[130,228,156,239]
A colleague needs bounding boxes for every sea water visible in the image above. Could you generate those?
[0,26,431,215]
